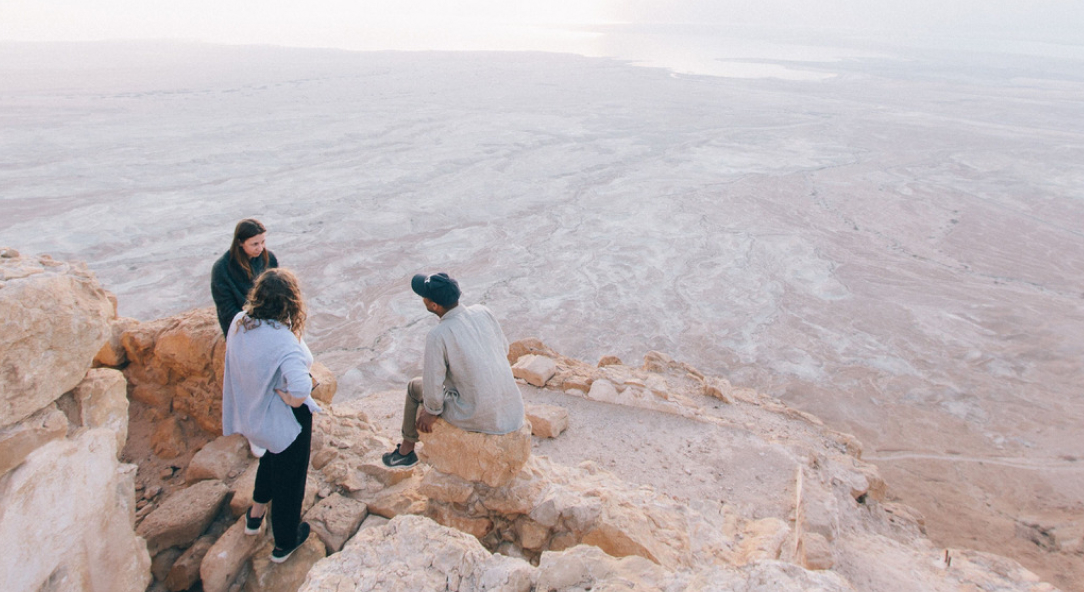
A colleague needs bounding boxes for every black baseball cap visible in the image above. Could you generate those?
[411,272,461,307]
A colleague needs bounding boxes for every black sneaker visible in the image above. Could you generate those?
[244,507,264,535]
[381,447,419,468]
[271,522,310,564]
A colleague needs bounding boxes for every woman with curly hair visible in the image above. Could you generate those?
[211,218,279,337]
[221,268,319,563]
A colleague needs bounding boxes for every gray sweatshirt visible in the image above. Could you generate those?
[422,304,524,435]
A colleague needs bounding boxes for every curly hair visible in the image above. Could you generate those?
[240,268,307,337]
[229,218,269,278]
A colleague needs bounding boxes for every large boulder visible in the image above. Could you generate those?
[525,404,569,438]
[245,535,326,592]
[200,516,266,592]
[0,252,113,428]
[418,419,532,488]
[164,534,215,592]
[0,429,150,592]
[0,404,68,477]
[123,308,223,433]
[137,479,231,556]
[186,434,251,484]
[304,494,368,553]
[511,354,557,387]
[536,545,856,592]
[122,307,337,437]
[72,368,129,453]
[298,515,533,592]
[93,316,140,368]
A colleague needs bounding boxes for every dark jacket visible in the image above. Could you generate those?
[210,250,278,337]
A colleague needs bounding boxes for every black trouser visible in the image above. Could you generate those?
[252,405,312,549]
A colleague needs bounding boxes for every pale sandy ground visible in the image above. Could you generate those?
[2,41,1083,589]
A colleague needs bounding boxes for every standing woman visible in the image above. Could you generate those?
[212,218,279,337]
[222,268,319,562]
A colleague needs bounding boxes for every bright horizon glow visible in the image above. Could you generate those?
[2,0,1083,55]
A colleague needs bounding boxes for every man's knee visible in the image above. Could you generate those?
[407,377,423,402]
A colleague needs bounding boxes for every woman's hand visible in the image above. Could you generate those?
[275,388,306,408]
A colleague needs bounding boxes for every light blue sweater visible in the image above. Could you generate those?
[222,312,321,454]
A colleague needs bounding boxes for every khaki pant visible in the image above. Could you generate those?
[401,377,426,443]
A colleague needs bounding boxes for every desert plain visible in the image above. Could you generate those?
[1,38,1082,589]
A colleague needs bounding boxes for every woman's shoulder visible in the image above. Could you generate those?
[240,316,296,339]
[212,251,233,273]
[267,251,279,267]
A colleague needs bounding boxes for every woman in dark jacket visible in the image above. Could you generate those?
[211,219,279,337]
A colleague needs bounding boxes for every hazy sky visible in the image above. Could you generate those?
[2,0,1082,51]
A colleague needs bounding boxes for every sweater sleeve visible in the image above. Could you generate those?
[279,349,313,400]
[422,329,448,416]
[211,257,242,336]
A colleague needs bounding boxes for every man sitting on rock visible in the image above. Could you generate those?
[383,272,525,468]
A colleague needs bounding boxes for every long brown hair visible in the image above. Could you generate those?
[241,268,307,337]
[229,218,269,278]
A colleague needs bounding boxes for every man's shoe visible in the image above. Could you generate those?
[244,507,264,535]
[270,522,310,564]
[381,447,418,468]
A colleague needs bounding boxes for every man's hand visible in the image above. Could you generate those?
[416,409,440,433]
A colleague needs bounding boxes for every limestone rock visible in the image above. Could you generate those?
[359,459,417,487]
[425,503,494,539]
[311,401,391,495]
[534,545,673,591]
[310,362,337,406]
[526,403,568,438]
[138,479,231,555]
[0,429,150,592]
[511,354,556,387]
[298,515,533,592]
[514,516,550,550]
[0,404,68,477]
[580,500,688,567]
[365,474,429,519]
[164,534,215,592]
[151,547,184,583]
[303,494,368,553]
[172,378,223,434]
[120,317,171,368]
[536,544,856,592]
[736,518,790,565]
[799,532,834,570]
[418,419,532,488]
[586,378,620,404]
[153,309,221,377]
[187,434,251,484]
[72,368,129,453]
[0,254,113,428]
[200,517,265,592]
[419,469,476,505]
[245,535,326,592]
[228,462,260,518]
[121,307,228,434]
[131,383,174,410]
[597,355,623,367]
[152,416,188,460]
[506,337,557,365]
[642,350,674,373]
[357,514,390,533]
[94,316,139,368]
